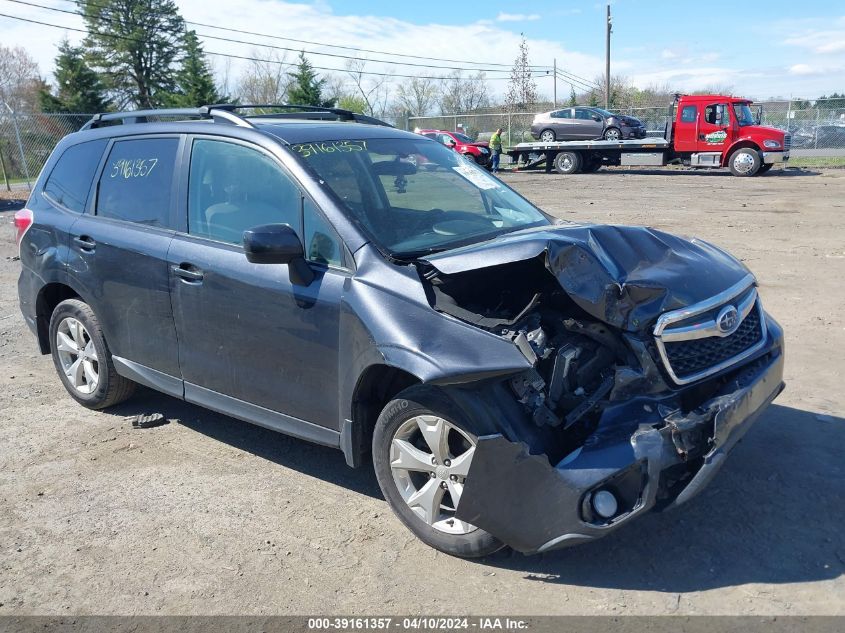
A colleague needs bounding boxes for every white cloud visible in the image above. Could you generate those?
[660,49,679,60]
[495,13,541,23]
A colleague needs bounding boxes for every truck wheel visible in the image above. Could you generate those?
[539,129,556,142]
[729,148,762,176]
[372,384,505,558]
[554,151,582,174]
[49,299,136,409]
[603,127,622,141]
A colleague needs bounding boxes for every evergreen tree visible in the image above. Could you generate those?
[40,40,110,113]
[80,0,185,108]
[568,86,577,107]
[168,30,222,107]
[287,52,334,107]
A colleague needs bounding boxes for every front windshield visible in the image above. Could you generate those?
[452,132,474,143]
[290,137,549,256]
[592,108,614,118]
[732,103,756,127]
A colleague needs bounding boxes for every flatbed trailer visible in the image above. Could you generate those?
[507,137,674,174]
[506,94,791,177]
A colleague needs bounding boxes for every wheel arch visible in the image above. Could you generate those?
[344,363,422,467]
[722,139,761,167]
[35,282,83,354]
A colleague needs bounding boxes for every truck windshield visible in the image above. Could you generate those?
[732,103,757,127]
[290,137,549,257]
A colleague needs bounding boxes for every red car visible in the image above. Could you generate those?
[416,129,491,166]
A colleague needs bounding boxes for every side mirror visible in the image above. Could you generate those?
[243,223,314,286]
[446,139,457,147]
[592,114,601,121]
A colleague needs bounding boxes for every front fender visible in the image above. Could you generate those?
[722,138,761,166]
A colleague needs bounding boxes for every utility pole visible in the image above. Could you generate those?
[553,58,557,107]
[605,4,612,109]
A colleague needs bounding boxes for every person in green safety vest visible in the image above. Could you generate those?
[489,128,503,173]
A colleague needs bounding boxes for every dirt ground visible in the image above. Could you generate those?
[0,166,843,616]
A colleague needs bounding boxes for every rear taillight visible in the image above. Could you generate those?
[14,208,33,247]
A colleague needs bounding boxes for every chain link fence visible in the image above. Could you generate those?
[0,107,91,192]
[2,97,844,192]
[408,98,845,156]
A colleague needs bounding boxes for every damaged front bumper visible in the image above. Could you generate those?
[455,318,785,554]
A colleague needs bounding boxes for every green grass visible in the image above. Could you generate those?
[787,156,845,168]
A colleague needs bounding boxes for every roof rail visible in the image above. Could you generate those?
[207,104,393,127]
[80,106,254,130]
[80,103,392,131]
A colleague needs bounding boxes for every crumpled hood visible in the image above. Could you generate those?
[422,224,751,332]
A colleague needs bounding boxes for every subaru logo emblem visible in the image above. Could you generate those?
[716,305,739,334]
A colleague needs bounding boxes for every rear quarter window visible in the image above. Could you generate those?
[96,137,179,227]
[43,139,108,213]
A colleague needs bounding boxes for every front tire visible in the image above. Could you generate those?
[372,385,505,558]
[49,299,136,409]
[603,127,622,141]
[729,148,762,176]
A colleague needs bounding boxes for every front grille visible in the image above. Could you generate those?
[652,276,768,385]
[663,306,763,380]
[784,133,792,151]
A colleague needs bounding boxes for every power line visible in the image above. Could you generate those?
[47,0,554,72]
[0,11,548,81]
[5,0,520,74]
[555,70,601,92]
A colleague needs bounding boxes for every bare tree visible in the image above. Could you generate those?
[237,50,291,105]
[438,71,490,114]
[0,45,41,111]
[395,77,439,117]
[505,35,537,111]
[345,59,391,118]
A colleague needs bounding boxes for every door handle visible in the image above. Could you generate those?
[171,263,204,282]
[73,235,96,251]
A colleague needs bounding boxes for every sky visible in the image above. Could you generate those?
[1,0,844,101]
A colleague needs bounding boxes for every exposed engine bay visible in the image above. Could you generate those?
[419,255,631,462]
[403,223,785,553]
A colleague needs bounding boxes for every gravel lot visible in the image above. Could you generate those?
[1,166,843,615]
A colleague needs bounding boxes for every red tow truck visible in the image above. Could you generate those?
[507,94,791,176]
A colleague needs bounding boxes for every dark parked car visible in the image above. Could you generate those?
[531,106,647,142]
[16,104,784,558]
[791,124,845,149]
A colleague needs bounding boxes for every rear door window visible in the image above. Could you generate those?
[43,139,108,213]
[680,105,697,122]
[187,138,301,245]
[96,137,180,227]
[551,109,573,119]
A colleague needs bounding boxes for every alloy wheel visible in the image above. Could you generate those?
[604,128,621,141]
[55,317,99,394]
[389,415,478,535]
[540,130,555,143]
[733,151,756,174]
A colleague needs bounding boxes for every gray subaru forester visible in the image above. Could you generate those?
[16,105,784,557]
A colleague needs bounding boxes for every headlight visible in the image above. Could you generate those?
[763,140,781,148]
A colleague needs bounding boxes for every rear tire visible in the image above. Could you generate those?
[539,129,556,143]
[553,151,582,174]
[372,384,505,558]
[49,299,136,409]
[728,148,762,176]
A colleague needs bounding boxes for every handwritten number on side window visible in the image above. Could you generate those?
[110,158,159,179]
